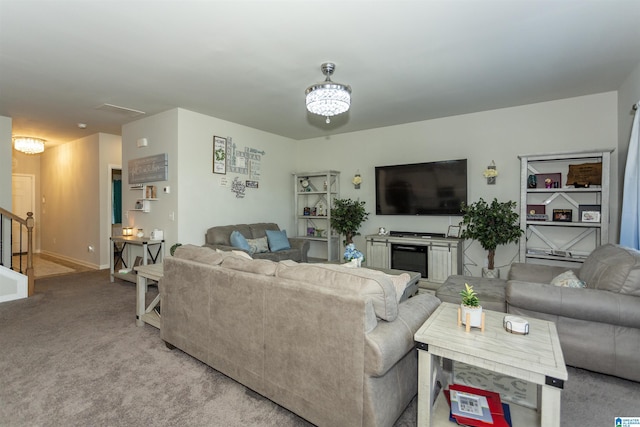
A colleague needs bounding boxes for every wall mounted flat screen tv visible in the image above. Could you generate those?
[375,159,467,215]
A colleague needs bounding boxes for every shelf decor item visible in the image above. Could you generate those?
[330,198,369,245]
[460,198,523,278]
[566,162,602,186]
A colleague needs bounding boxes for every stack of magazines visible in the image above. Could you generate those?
[444,384,512,427]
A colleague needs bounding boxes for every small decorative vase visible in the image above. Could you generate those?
[461,304,483,328]
[482,267,500,278]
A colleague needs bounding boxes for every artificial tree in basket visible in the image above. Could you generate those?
[460,197,523,277]
[330,198,369,245]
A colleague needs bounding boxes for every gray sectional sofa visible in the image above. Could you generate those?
[204,222,309,262]
[506,243,640,382]
[160,245,441,427]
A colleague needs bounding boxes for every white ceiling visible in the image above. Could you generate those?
[2,1,640,147]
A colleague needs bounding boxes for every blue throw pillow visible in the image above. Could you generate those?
[230,230,251,252]
[266,229,291,252]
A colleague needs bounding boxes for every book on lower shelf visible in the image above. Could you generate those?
[445,384,512,427]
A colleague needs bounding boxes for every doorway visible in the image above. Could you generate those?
[11,174,35,254]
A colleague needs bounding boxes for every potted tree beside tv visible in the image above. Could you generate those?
[330,198,369,246]
[460,197,523,278]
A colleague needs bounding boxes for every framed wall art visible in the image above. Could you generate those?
[213,136,227,174]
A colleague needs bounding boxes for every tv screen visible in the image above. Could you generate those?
[375,159,467,215]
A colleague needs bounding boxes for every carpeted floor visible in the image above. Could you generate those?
[0,270,638,426]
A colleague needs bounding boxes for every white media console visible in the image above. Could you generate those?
[365,232,463,291]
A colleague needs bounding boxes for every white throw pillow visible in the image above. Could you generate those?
[551,270,586,288]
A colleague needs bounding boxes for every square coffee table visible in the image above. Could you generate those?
[414,302,567,427]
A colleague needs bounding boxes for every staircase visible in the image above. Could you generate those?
[0,208,34,302]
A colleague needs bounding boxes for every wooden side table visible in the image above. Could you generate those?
[110,236,164,283]
[414,302,567,427]
[134,263,164,328]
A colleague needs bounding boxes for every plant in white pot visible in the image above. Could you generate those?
[460,197,524,278]
[459,283,482,328]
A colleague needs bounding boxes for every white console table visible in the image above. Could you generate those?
[365,234,462,289]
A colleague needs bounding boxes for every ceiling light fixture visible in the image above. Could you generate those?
[305,62,352,124]
[12,136,45,154]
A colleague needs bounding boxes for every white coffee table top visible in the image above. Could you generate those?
[415,302,567,385]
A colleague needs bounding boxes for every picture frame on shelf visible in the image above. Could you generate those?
[535,173,561,189]
[307,227,315,236]
[552,209,572,222]
[579,204,601,221]
[447,225,461,238]
[213,136,227,174]
[581,211,601,223]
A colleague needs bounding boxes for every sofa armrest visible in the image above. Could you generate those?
[507,281,640,329]
[288,238,310,262]
[507,262,575,283]
[365,293,440,377]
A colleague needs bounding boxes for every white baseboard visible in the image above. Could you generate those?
[39,251,100,270]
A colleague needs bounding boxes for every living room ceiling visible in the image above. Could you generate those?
[1,1,640,146]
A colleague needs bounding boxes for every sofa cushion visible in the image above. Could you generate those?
[173,244,226,265]
[551,270,586,288]
[246,236,269,254]
[207,224,252,246]
[230,230,251,252]
[221,256,277,276]
[579,244,640,296]
[249,222,281,239]
[275,263,398,321]
[266,229,291,252]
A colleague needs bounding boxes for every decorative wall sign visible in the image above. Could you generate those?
[128,153,168,184]
[231,177,246,198]
[246,180,259,188]
[213,136,227,174]
[226,137,265,180]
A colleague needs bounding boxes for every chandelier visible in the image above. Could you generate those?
[13,136,45,154]
[305,62,352,124]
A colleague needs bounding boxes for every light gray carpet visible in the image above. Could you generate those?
[0,270,638,427]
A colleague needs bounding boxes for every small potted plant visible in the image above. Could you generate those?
[459,283,482,328]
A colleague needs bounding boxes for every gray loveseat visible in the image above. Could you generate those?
[160,245,441,426]
[204,222,309,262]
[506,243,640,382]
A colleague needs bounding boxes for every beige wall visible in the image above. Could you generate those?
[295,92,619,276]
[0,116,11,266]
[40,134,101,267]
[121,108,296,251]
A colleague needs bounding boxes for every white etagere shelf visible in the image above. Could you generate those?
[518,149,613,266]
[293,171,340,262]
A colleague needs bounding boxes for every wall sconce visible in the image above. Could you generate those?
[136,138,148,148]
[352,171,362,189]
[122,227,133,236]
[483,161,498,185]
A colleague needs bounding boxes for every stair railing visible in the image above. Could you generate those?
[0,208,35,296]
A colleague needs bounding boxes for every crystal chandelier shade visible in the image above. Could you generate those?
[13,137,45,154]
[305,63,351,123]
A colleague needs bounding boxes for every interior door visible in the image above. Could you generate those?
[11,174,35,254]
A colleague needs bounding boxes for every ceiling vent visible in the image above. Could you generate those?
[95,103,146,117]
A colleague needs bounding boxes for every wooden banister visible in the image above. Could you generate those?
[0,208,35,296]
